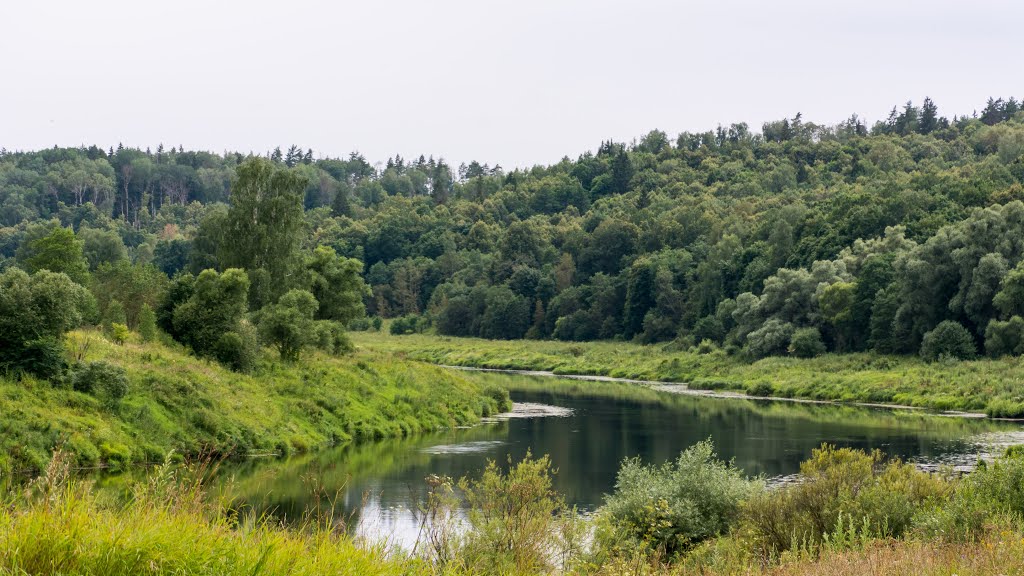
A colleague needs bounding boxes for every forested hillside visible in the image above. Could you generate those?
[4,97,1024,361]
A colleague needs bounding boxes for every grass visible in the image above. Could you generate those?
[352,331,1024,417]
[0,330,510,480]
[7,449,1024,576]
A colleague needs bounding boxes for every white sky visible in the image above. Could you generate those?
[1,0,1021,168]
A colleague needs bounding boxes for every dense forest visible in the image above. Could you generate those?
[4,96,1024,368]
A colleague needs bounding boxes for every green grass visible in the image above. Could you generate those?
[0,330,510,479]
[352,331,1024,417]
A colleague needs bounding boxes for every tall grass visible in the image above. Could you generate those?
[353,331,1024,417]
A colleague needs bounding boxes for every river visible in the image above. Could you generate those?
[214,371,1024,548]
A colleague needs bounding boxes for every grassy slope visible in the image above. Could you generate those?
[0,330,509,477]
[352,332,1024,417]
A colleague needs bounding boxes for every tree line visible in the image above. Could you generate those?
[3,95,1024,363]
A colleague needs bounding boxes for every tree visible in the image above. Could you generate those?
[919,320,976,362]
[985,316,1024,357]
[171,268,253,369]
[0,268,91,378]
[256,289,319,361]
[994,261,1024,319]
[138,303,158,342]
[78,227,128,270]
[16,225,90,285]
[304,246,369,324]
[220,158,307,308]
[919,97,939,134]
[789,327,826,358]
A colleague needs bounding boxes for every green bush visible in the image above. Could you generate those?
[598,440,758,558]
[213,321,259,373]
[745,319,795,359]
[788,327,825,358]
[389,314,427,335]
[920,320,977,362]
[109,323,130,345]
[741,445,949,558]
[745,381,774,397]
[985,316,1024,357]
[138,304,158,342]
[456,452,582,574]
[72,361,129,404]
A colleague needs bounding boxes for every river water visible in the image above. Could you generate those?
[216,372,1024,548]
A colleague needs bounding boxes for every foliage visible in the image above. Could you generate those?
[138,303,157,342]
[741,445,950,559]
[598,440,758,558]
[0,267,91,378]
[15,225,90,285]
[788,327,826,358]
[71,360,128,405]
[919,320,977,362]
[456,452,582,574]
[255,289,319,362]
[170,268,252,369]
[220,158,307,308]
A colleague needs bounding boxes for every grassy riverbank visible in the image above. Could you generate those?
[6,448,1024,576]
[352,332,1024,417]
[0,330,509,479]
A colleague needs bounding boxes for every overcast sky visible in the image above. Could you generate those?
[1,0,1021,168]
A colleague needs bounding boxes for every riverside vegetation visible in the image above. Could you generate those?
[6,442,1024,575]
[353,331,1024,417]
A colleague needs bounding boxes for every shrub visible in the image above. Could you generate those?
[389,314,425,335]
[986,399,1024,418]
[71,361,129,404]
[745,381,774,397]
[919,320,976,362]
[457,452,582,574]
[741,445,949,558]
[985,316,1024,357]
[138,303,158,342]
[109,323,130,345]
[788,327,825,358]
[213,321,259,373]
[745,319,795,359]
[598,440,758,558]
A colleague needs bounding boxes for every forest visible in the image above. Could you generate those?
[4,96,1024,369]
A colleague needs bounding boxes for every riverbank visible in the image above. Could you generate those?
[6,447,1024,576]
[0,330,510,479]
[352,332,1024,418]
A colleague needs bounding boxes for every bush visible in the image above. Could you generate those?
[985,316,1024,357]
[314,320,354,355]
[389,314,426,335]
[745,381,774,397]
[598,440,758,558]
[213,321,259,373]
[71,361,129,404]
[109,323,130,345]
[788,327,825,358]
[457,452,581,574]
[920,320,976,362]
[138,303,158,342]
[741,445,949,558]
[745,319,795,359]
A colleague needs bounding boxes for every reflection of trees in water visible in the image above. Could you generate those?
[218,378,1021,530]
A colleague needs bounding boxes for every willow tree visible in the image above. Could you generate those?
[220,158,307,308]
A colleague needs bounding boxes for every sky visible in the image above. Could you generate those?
[1,0,1022,168]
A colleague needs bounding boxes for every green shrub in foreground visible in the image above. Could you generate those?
[598,440,758,559]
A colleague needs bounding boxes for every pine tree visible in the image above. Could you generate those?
[919,97,939,134]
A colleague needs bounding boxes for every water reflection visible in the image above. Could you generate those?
[217,373,1024,546]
